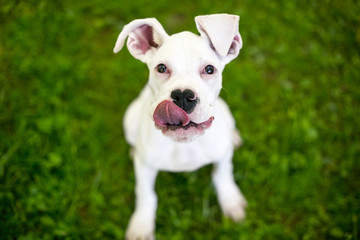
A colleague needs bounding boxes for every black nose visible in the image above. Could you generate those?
[171,89,198,114]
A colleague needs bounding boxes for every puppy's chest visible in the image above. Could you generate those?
[146,143,214,172]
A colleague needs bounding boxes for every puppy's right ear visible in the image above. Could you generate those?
[195,14,242,65]
[113,18,169,63]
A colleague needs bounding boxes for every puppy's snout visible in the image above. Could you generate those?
[171,89,198,114]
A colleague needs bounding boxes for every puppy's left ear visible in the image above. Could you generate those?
[113,18,169,63]
[195,14,242,64]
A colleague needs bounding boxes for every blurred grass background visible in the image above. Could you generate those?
[1,0,359,239]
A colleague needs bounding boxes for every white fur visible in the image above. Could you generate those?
[114,14,247,240]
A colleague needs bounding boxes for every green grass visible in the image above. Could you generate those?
[1,0,359,239]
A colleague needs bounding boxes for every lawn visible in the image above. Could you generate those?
[1,0,359,239]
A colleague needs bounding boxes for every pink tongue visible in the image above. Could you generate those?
[153,100,190,127]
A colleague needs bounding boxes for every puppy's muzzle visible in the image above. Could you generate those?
[153,88,198,128]
[153,88,214,136]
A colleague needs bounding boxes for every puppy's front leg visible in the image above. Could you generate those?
[212,152,247,222]
[126,156,158,240]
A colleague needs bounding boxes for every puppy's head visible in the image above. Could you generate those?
[114,14,242,142]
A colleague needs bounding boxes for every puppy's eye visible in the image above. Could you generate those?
[204,65,215,74]
[157,64,168,73]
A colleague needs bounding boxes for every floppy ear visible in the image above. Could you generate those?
[195,14,242,64]
[113,18,169,63]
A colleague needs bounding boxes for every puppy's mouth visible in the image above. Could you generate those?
[153,100,214,137]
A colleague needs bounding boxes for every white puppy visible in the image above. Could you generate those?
[114,14,247,240]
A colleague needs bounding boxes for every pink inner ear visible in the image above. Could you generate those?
[129,25,158,54]
[228,34,241,54]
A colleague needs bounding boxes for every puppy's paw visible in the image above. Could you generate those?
[126,212,155,240]
[219,187,247,222]
[222,197,247,222]
[233,129,243,148]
